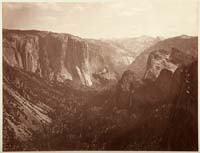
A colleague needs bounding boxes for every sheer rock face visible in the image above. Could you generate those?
[3,30,94,86]
[161,61,198,151]
[3,34,40,72]
[144,48,194,81]
[3,29,134,86]
[128,36,198,81]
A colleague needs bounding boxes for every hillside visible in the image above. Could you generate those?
[128,35,198,81]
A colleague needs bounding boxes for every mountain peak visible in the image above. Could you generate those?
[178,34,192,39]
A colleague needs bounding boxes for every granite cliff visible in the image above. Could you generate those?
[3,29,141,86]
[128,35,198,81]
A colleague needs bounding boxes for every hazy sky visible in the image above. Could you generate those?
[3,0,198,39]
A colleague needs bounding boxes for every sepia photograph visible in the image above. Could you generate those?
[2,0,199,151]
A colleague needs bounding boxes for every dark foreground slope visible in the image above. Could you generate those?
[161,61,198,150]
[107,61,198,151]
[3,58,198,151]
[3,61,112,151]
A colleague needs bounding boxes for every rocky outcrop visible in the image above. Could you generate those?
[114,70,142,109]
[114,46,196,110]
[117,70,140,92]
[144,48,194,81]
[144,49,177,81]
[128,36,198,81]
[3,29,135,86]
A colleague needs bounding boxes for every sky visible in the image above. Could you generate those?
[2,0,198,39]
